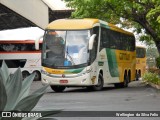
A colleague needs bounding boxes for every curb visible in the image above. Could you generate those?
[142,81,160,90]
[149,83,160,90]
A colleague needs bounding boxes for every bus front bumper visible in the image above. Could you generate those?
[41,73,94,86]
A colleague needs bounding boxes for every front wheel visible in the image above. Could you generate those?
[50,86,66,92]
[92,74,104,91]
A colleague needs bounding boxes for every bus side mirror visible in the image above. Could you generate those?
[89,34,96,50]
[35,35,43,50]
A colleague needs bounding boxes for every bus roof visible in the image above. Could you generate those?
[108,23,133,35]
[46,18,133,36]
[46,18,99,30]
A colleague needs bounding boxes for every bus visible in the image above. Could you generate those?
[136,46,146,80]
[0,40,42,81]
[41,18,136,92]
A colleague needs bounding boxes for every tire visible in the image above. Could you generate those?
[136,70,141,81]
[50,86,66,92]
[92,73,104,91]
[114,73,129,88]
[22,71,30,80]
[123,74,129,87]
[136,72,139,81]
[33,71,41,81]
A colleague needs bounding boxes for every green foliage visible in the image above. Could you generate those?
[65,0,160,53]
[157,16,160,23]
[146,47,159,68]
[156,56,160,68]
[146,47,159,58]
[143,72,160,85]
[0,61,60,120]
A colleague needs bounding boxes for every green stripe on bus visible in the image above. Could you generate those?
[106,48,119,77]
[64,68,84,74]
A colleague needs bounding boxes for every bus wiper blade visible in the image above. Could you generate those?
[66,47,75,65]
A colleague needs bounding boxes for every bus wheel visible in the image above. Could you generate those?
[50,86,66,92]
[92,73,104,91]
[114,74,129,88]
[136,72,139,81]
[22,71,30,80]
[123,74,129,87]
[136,70,141,81]
[33,71,41,81]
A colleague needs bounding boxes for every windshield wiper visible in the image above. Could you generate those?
[66,47,75,65]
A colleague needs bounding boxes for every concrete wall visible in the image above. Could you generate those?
[0,0,49,29]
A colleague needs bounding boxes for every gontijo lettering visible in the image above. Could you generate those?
[119,53,130,60]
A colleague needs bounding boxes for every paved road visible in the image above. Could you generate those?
[31,81,160,120]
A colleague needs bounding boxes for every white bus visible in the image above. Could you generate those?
[0,40,42,80]
[41,18,136,92]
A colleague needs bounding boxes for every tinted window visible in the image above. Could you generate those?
[0,43,42,52]
[100,27,135,51]
[0,60,26,68]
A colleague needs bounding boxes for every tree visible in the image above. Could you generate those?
[146,46,158,67]
[64,0,160,54]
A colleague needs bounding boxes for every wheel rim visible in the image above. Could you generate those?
[93,74,103,91]
[33,71,41,80]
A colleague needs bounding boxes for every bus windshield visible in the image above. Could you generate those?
[42,30,90,68]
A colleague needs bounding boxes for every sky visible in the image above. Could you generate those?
[43,0,69,10]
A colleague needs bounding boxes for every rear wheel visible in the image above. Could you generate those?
[92,73,104,91]
[136,72,139,81]
[138,70,141,80]
[50,86,66,92]
[33,71,41,81]
[114,73,129,88]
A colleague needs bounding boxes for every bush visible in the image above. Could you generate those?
[156,56,160,68]
[142,72,160,85]
[147,68,160,75]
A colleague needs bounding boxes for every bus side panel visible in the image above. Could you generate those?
[106,48,119,77]
[115,50,136,82]
[0,52,41,74]
[98,48,120,84]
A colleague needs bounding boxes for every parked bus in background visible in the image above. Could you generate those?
[136,46,146,80]
[41,18,136,92]
[0,40,42,81]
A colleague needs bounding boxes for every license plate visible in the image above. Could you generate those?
[59,80,68,84]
